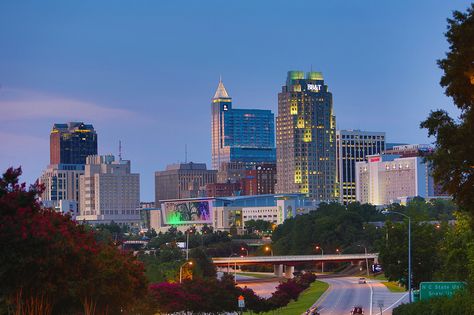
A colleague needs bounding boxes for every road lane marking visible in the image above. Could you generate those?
[311,279,334,309]
[376,293,408,315]
[368,281,373,315]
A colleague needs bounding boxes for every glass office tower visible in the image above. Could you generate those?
[211,79,275,170]
[276,71,336,201]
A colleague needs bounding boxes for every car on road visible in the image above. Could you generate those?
[350,306,364,314]
[358,277,367,284]
[304,306,320,315]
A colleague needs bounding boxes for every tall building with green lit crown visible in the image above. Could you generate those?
[276,71,336,201]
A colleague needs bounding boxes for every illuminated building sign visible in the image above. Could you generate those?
[307,84,322,92]
[164,200,212,224]
[369,157,381,163]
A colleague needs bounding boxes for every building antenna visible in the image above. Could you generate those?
[119,140,122,161]
[185,144,188,163]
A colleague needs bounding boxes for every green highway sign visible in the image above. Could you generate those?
[419,282,466,300]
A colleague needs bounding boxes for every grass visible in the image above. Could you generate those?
[367,274,407,292]
[368,274,388,281]
[382,281,407,293]
[236,272,276,279]
[245,280,329,315]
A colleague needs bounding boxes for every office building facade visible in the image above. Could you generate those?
[336,130,386,204]
[276,71,336,200]
[148,194,319,233]
[211,79,276,170]
[242,163,277,196]
[39,163,85,210]
[50,122,98,165]
[154,162,217,205]
[77,155,140,225]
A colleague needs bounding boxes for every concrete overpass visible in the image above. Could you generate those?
[212,253,379,278]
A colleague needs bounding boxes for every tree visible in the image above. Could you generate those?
[377,220,443,288]
[189,247,217,278]
[0,167,147,314]
[436,212,473,281]
[245,219,272,234]
[420,3,474,215]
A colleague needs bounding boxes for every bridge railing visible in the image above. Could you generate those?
[212,253,378,265]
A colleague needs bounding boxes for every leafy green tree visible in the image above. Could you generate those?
[436,212,473,281]
[420,3,474,215]
[377,220,443,288]
[189,247,217,278]
[245,219,272,234]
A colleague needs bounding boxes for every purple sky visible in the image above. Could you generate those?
[0,1,469,200]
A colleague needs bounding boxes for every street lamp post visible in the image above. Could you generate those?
[316,246,324,273]
[185,229,191,260]
[179,261,193,283]
[384,210,412,303]
[228,253,238,282]
[357,245,370,277]
[264,246,274,256]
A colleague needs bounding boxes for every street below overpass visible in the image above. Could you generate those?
[314,277,408,315]
[236,274,408,315]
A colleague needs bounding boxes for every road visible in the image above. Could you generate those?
[235,274,279,298]
[314,277,409,315]
[217,271,280,298]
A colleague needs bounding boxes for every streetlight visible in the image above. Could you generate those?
[228,253,238,282]
[264,246,274,256]
[179,261,193,283]
[356,245,370,277]
[315,246,324,273]
[383,210,412,303]
[336,248,341,255]
[241,247,249,257]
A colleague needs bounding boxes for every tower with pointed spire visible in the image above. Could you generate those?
[210,78,275,171]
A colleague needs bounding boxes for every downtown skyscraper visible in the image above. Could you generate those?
[50,122,98,165]
[276,71,336,201]
[211,78,275,171]
[336,130,385,204]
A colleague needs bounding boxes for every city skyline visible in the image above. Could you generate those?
[0,1,468,200]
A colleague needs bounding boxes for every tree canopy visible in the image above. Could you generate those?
[0,168,147,314]
[421,3,474,215]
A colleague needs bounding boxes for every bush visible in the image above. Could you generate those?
[393,290,474,315]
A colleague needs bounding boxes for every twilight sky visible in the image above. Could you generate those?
[0,0,470,201]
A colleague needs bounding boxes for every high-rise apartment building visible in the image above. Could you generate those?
[276,71,336,200]
[336,130,385,204]
[154,162,217,205]
[211,79,276,170]
[77,155,140,225]
[50,122,98,165]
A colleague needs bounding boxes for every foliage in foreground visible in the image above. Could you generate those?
[0,167,148,315]
[149,272,317,314]
[420,3,474,217]
[393,290,473,315]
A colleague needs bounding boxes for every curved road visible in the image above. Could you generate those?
[315,277,409,315]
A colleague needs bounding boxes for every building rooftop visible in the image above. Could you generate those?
[213,78,230,99]
[165,162,209,171]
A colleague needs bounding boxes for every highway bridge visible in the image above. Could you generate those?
[212,253,379,278]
